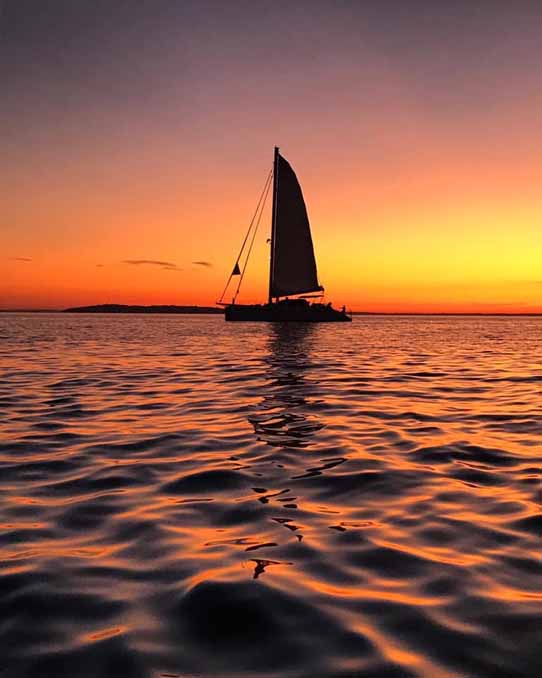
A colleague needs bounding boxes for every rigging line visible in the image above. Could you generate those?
[236,168,273,265]
[218,168,273,304]
[233,168,273,302]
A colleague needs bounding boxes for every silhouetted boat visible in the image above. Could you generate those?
[219,147,351,322]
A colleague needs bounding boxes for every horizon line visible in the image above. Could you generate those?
[1,307,542,317]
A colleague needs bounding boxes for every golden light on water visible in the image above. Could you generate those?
[1,312,540,676]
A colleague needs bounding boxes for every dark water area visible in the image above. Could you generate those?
[0,314,540,678]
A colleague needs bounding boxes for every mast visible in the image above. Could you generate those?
[268,146,279,304]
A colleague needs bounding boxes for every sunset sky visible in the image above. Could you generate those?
[2,1,541,312]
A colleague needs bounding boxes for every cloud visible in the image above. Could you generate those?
[192,260,212,268]
[10,257,32,262]
[122,259,182,271]
[96,264,104,267]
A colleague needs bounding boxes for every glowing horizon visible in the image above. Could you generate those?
[2,2,541,313]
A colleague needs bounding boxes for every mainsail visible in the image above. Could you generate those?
[270,153,323,298]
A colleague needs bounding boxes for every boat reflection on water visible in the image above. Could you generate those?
[243,322,327,575]
[248,322,324,449]
[244,322,349,582]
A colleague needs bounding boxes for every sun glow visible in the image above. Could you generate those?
[2,3,541,313]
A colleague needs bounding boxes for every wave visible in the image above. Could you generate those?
[0,314,540,677]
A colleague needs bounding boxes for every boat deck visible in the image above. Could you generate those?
[225,300,351,322]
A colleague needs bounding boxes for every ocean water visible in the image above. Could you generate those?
[0,313,540,678]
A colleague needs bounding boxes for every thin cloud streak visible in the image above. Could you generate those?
[9,257,32,262]
[122,259,182,271]
[192,261,212,268]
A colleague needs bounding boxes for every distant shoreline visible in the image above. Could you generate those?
[0,304,541,317]
[63,304,224,314]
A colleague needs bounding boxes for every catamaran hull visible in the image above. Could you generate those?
[225,303,351,322]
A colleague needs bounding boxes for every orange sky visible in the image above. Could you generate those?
[2,2,541,312]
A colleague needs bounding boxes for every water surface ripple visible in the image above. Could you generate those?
[0,314,540,677]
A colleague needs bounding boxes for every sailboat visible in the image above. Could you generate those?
[219,147,351,322]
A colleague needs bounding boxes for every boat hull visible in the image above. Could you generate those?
[225,301,351,322]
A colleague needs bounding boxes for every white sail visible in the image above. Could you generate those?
[270,154,323,298]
